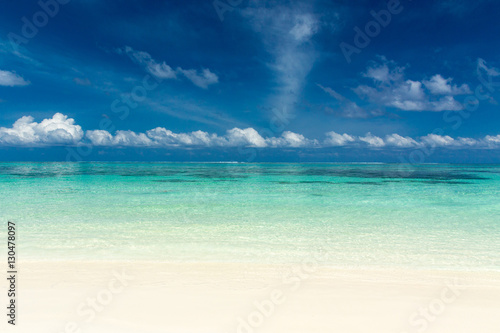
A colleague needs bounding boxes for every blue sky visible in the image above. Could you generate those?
[1,0,500,162]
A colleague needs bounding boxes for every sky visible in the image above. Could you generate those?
[1,0,500,162]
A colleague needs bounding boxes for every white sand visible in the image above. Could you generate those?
[2,261,500,333]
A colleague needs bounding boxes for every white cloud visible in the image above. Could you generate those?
[3,114,500,150]
[83,127,500,150]
[243,3,319,114]
[122,46,177,79]
[146,62,177,80]
[225,128,267,147]
[85,130,113,146]
[0,70,30,87]
[146,127,221,147]
[359,133,385,147]
[354,58,469,112]
[120,46,218,88]
[267,131,318,148]
[324,131,355,146]
[289,14,319,42]
[485,135,500,143]
[362,59,404,83]
[428,95,464,111]
[477,58,500,77]
[422,75,471,95]
[484,135,500,146]
[177,68,219,89]
[112,131,153,146]
[385,134,419,147]
[457,137,478,146]
[0,113,83,146]
[317,83,345,101]
[420,134,455,147]
[87,129,152,147]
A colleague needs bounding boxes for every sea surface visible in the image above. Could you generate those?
[1,162,499,270]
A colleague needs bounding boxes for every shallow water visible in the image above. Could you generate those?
[1,162,499,270]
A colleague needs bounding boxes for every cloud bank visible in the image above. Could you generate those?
[0,113,83,146]
[2,113,500,150]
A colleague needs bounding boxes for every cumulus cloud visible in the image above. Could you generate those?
[87,127,319,149]
[420,134,456,147]
[87,127,269,148]
[324,131,356,146]
[87,129,154,146]
[119,46,218,89]
[85,130,113,146]
[225,128,267,147]
[145,128,222,147]
[359,133,386,147]
[112,131,153,146]
[422,75,471,95]
[0,70,30,87]
[354,58,470,112]
[457,137,478,146]
[267,131,319,148]
[3,114,500,150]
[0,113,83,146]
[385,134,419,148]
[484,135,500,146]
[85,127,500,150]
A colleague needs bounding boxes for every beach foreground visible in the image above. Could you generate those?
[2,261,500,333]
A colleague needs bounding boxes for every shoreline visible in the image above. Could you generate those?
[18,258,500,273]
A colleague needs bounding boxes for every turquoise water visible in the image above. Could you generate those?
[1,163,499,270]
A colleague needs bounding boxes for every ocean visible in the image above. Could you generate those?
[1,162,499,270]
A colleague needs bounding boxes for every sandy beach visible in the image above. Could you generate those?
[2,261,499,333]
